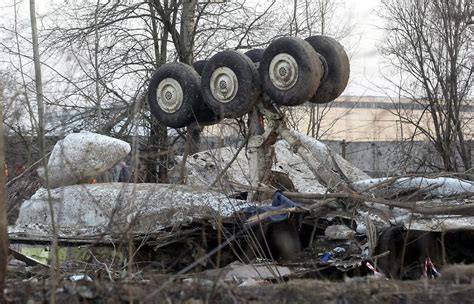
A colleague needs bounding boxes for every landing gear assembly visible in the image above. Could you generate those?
[147,35,350,194]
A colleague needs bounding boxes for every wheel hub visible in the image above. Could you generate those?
[269,53,299,90]
[210,67,238,103]
[157,78,183,114]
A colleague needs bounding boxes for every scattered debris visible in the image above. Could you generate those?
[366,261,386,279]
[68,274,93,282]
[422,257,441,279]
[6,129,474,301]
[224,262,292,283]
[324,225,356,240]
[242,191,304,224]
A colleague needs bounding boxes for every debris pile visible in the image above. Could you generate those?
[6,130,474,297]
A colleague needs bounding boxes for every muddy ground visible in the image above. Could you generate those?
[5,264,474,303]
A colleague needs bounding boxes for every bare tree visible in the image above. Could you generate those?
[380,0,473,172]
[39,0,281,180]
[29,1,60,301]
[146,0,170,183]
[0,78,8,302]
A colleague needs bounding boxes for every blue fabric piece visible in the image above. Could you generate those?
[320,252,333,263]
[241,191,301,222]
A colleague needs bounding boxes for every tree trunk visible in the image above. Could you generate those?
[0,83,9,301]
[146,0,169,183]
[180,0,197,65]
[147,117,170,183]
[180,0,200,155]
[30,1,60,301]
[381,0,471,174]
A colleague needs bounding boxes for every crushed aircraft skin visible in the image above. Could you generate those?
[355,203,474,233]
[223,262,293,283]
[395,197,474,231]
[180,140,327,194]
[288,130,371,182]
[353,177,474,197]
[8,130,474,281]
[10,183,256,237]
[38,131,131,188]
[400,214,474,231]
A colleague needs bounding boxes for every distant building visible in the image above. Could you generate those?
[205,95,474,142]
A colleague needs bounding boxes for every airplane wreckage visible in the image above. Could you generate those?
[8,35,474,285]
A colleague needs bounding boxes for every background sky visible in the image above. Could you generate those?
[341,0,389,96]
[0,0,390,97]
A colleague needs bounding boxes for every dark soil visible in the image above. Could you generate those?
[4,265,474,304]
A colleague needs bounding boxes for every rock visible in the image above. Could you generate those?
[40,132,130,188]
[13,183,253,236]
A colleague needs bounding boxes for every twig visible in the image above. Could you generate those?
[89,249,115,282]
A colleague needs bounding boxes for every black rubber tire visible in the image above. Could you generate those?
[189,60,221,125]
[244,49,265,64]
[194,100,220,126]
[192,60,207,76]
[201,50,261,119]
[305,35,350,103]
[259,37,322,106]
[147,63,201,128]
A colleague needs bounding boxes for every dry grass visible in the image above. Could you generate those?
[4,268,474,303]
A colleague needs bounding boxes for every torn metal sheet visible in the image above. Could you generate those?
[178,140,327,194]
[224,262,292,282]
[10,187,309,269]
[12,183,254,237]
[353,177,474,198]
[357,199,474,232]
[288,129,371,182]
[38,131,131,188]
[9,248,48,267]
[398,215,474,231]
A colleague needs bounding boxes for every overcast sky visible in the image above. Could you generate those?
[0,0,390,97]
[340,0,389,96]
